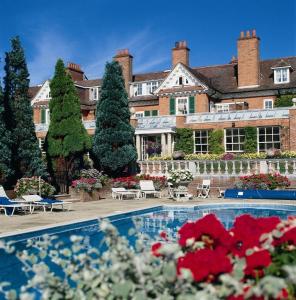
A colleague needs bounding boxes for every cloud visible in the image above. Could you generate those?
[28,31,74,85]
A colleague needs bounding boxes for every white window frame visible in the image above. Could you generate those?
[225,128,245,152]
[264,99,273,109]
[274,67,290,84]
[146,81,159,94]
[176,97,189,115]
[134,83,143,96]
[135,111,144,118]
[257,126,281,152]
[89,87,99,100]
[215,103,230,112]
[194,130,209,153]
[45,109,50,124]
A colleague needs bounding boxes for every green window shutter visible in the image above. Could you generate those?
[152,110,158,116]
[189,96,195,114]
[169,97,175,115]
[41,108,46,124]
[144,110,151,117]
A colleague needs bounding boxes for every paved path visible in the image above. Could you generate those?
[0,197,295,236]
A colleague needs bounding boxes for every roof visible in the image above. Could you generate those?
[75,79,102,87]
[132,71,168,82]
[28,86,41,99]
[271,59,293,69]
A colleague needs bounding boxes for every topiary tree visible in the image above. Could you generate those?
[92,61,137,177]
[244,127,257,153]
[46,59,91,190]
[3,36,46,184]
[208,129,224,154]
[274,94,295,107]
[0,84,13,184]
[174,128,194,154]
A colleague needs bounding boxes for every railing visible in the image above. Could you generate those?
[186,107,290,124]
[35,121,96,132]
[138,159,296,177]
[136,116,176,130]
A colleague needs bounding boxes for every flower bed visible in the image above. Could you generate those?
[2,214,295,299]
[234,174,290,190]
[14,177,55,197]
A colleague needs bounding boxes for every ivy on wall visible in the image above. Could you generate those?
[208,129,224,154]
[274,94,296,107]
[244,127,257,153]
[174,128,194,154]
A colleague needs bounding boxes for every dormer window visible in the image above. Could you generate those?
[134,83,142,96]
[274,67,290,84]
[179,77,183,85]
[90,87,99,100]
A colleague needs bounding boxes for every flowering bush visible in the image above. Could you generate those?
[80,168,109,186]
[112,175,167,190]
[221,153,236,160]
[148,155,172,161]
[184,153,222,160]
[167,169,193,184]
[238,152,267,160]
[1,214,295,299]
[281,151,296,158]
[71,178,102,193]
[234,174,290,190]
[14,177,55,197]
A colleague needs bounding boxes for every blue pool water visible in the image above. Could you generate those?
[0,203,295,298]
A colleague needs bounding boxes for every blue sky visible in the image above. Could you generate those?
[0,0,295,85]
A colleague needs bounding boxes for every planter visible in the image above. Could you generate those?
[70,187,101,202]
[172,181,191,188]
[224,189,296,200]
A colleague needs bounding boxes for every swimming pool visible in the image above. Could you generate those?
[0,203,295,297]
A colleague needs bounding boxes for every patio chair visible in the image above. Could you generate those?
[0,197,33,216]
[139,180,161,199]
[197,179,211,198]
[111,188,140,200]
[22,195,72,212]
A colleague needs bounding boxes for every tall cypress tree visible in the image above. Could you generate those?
[93,61,137,177]
[47,59,91,184]
[3,36,46,183]
[0,84,13,184]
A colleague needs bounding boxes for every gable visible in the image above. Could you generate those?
[154,63,208,94]
[31,80,51,105]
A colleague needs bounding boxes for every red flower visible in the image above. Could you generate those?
[151,242,162,257]
[159,231,168,241]
[273,226,296,247]
[276,288,289,300]
[178,221,196,247]
[244,250,272,278]
[177,248,233,282]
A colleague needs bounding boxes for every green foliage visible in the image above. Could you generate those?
[274,94,295,107]
[3,37,46,185]
[0,85,13,183]
[92,61,137,177]
[244,127,257,153]
[14,177,55,197]
[47,59,91,178]
[174,128,194,154]
[209,129,224,154]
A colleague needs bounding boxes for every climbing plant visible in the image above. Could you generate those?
[274,94,295,107]
[244,127,257,153]
[208,129,224,154]
[174,128,194,154]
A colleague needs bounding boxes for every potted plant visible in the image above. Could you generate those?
[167,169,193,187]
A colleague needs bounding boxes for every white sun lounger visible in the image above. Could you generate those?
[139,180,161,198]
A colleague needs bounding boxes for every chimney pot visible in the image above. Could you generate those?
[246,30,250,37]
[252,29,256,37]
[240,31,245,38]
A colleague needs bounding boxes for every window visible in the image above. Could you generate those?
[134,84,143,96]
[135,111,144,118]
[40,108,50,124]
[89,87,99,100]
[146,81,159,94]
[264,99,273,109]
[194,130,209,153]
[179,77,183,85]
[176,97,188,115]
[215,103,230,112]
[258,126,281,152]
[225,128,245,152]
[274,68,289,84]
[144,110,158,117]
[38,138,45,153]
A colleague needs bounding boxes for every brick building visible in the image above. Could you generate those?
[29,30,296,160]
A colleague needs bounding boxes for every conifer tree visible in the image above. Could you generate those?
[93,61,137,177]
[47,59,91,183]
[0,84,13,183]
[3,36,46,182]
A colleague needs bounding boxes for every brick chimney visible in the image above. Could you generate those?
[172,41,190,67]
[66,62,84,81]
[113,49,133,94]
[237,29,260,88]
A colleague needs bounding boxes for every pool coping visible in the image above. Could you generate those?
[0,201,295,239]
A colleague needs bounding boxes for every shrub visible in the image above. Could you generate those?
[71,178,102,193]
[1,215,295,299]
[234,173,290,190]
[112,175,167,190]
[274,94,295,107]
[281,151,296,158]
[221,153,236,160]
[208,130,224,154]
[239,152,267,159]
[244,127,257,153]
[148,155,172,161]
[14,177,55,197]
[174,128,194,154]
[80,168,109,186]
[184,153,222,160]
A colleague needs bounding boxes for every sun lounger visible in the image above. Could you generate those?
[0,197,33,216]
[22,195,72,212]
[139,180,161,198]
[111,188,140,200]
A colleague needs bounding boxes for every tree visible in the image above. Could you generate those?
[46,59,91,186]
[0,84,13,183]
[3,36,46,183]
[175,128,194,154]
[92,61,137,177]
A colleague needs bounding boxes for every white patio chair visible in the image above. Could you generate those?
[111,188,139,200]
[197,179,211,198]
[139,180,161,199]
